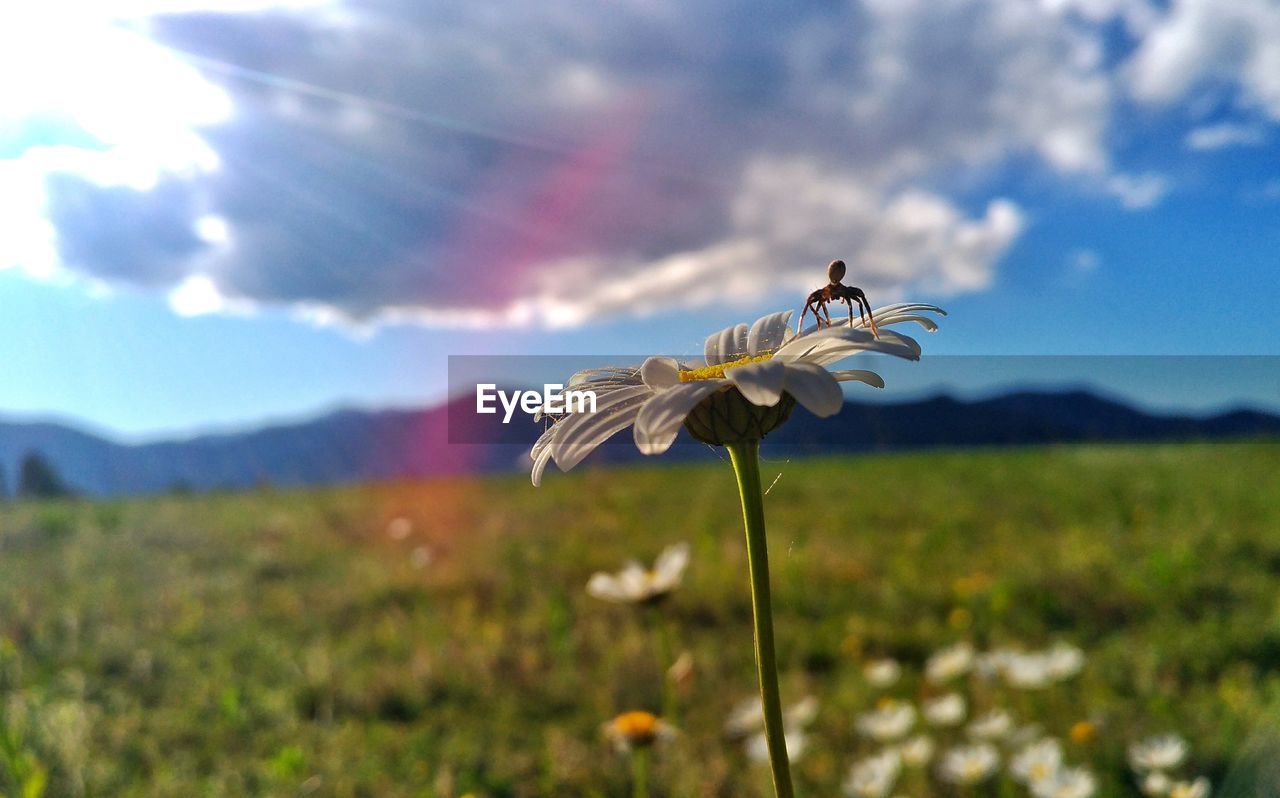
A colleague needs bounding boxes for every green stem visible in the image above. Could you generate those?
[631,747,649,798]
[727,440,795,798]
[647,607,678,723]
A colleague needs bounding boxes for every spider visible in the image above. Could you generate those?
[797,259,879,335]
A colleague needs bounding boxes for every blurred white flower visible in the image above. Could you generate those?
[1141,771,1173,797]
[586,542,690,605]
[409,545,432,569]
[845,749,902,798]
[1008,723,1047,749]
[667,650,695,689]
[938,742,1000,785]
[926,642,975,684]
[724,695,818,737]
[923,693,967,727]
[530,307,942,484]
[729,694,817,763]
[1168,777,1210,798]
[864,658,902,688]
[746,727,808,764]
[386,516,412,540]
[1032,767,1097,798]
[1004,651,1054,689]
[1129,735,1189,772]
[1010,737,1063,785]
[975,646,1017,679]
[856,699,916,743]
[967,708,1014,740]
[897,734,935,767]
[1046,642,1085,681]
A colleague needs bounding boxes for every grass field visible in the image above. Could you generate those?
[1,443,1279,797]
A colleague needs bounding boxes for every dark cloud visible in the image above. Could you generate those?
[45,173,207,285]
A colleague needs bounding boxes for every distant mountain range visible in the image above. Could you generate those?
[1,389,1277,497]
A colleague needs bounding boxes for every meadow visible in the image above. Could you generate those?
[1,442,1279,797]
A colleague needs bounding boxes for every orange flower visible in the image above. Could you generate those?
[604,711,676,752]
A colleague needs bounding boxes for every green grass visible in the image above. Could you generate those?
[1,443,1279,796]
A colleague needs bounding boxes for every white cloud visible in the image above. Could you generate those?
[1128,0,1280,119]
[1105,172,1170,210]
[15,0,1279,329]
[1069,248,1100,274]
[418,157,1025,328]
[1185,122,1266,151]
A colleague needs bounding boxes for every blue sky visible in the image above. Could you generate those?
[2,0,1278,440]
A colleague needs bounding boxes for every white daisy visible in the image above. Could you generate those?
[926,642,975,684]
[1003,651,1054,689]
[1032,767,1097,798]
[529,306,944,484]
[897,734,935,767]
[1129,734,1189,772]
[864,658,903,688]
[1168,777,1210,798]
[856,699,916,743]
[746,727,809,765]
[724,695,819,737]
[938,742,1000,785]
[1141,771,1173,797]
[586,542,690,604]
[845,749,902,798]
[967,708,1014,740]
[923,693,967,727]
[1045,642,1085,681]
[975,647,1015,680]
[1010,737,1063,785]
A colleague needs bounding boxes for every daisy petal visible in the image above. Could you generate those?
[720,323,749,362]
[877,328,921,356]
[586,572,625,602]
[775,325,919,366]
[640,356,681,390]
[654,542,690,584]
[782,362,845,417]
[567,366,642,387]
[726,359,788,406]
[832,369,885,388]
[531,442,555,486]
[797,304,946,337]
[618,562,648,596]
[747,311,794,355]
[634,381,726,454]
[551,385,652,471]
[705,322,748,366]
[873,313,939,332]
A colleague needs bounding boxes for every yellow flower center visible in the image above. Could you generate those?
[612,711,660,743]
[1069,720,1096,743]
[678,353,773,382]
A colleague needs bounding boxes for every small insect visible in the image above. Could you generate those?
[798,259,879,335]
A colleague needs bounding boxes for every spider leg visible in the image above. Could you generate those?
[842,296,856,328]
[821,299,832,328]
[858,294,879,336]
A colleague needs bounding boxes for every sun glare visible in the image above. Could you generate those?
[0,2,323,281]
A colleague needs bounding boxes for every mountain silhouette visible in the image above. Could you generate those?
[1,390,1276,497]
